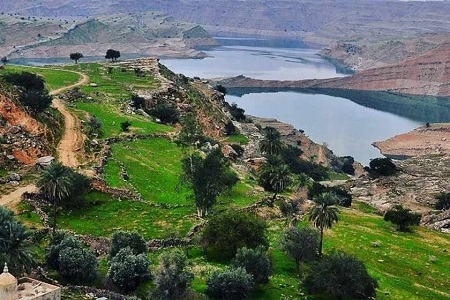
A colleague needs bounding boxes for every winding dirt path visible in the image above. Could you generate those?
[1,70,89,210]
[51,71,89,167]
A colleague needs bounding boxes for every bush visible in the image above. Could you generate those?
[150,102,180,124]
[224,121,238,135]
[435,192,450,210]
[4,71,45,91]
[384,205,421,231]
[130,94,145,109]
[214,84,227,95]
[304,252,378,300]
[19,89,53,113]
[109,230,147,259]
[280,227,319,269]
[229,103,246,122]
[229,144,244,157]
[107,247,151,292]
[46,234,82,270]
[280,146,329,181]
[231,246,272,284]
[369,157,397,176]
[58,246,97,284]
[202,210,268,261]
[153,249,193,300]
[206,267,254,300]
[120,120,132,132]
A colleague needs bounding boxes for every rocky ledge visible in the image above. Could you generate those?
[373,123,450,159]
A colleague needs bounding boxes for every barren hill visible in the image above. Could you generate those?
[0,12,216,60]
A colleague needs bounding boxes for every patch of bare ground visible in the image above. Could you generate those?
[373,123,450,159]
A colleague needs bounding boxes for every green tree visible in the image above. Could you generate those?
[4,71,45,91]
[46,233,82,270]
[258,155,292,202]
[176,112,203,149]
[105,49,121,61]
[309,192,340,256]
[69,52,83,64]
[259,126,283,155]
[37,162,73,234]
[109,230,147,259]
[280,226,320,270]
[304,252,378,300]
[19,89,53,113]
[153,249,193,300]
[107,247,151,292]
[384,205,421,232]
[369,157,397,176]
[0,207,36,276]
[182,148,238,217]
[1,56,8,66]
[202,210,268,261]
[206,267,254,300]
[59,246,97,284]
[435,192,450,210]
[231,246,272,284]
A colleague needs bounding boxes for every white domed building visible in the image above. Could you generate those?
[0,263,61,300]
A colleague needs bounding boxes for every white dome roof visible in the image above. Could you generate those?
[0,263,17,286]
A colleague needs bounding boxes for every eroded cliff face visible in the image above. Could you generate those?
[218,41,450,97]
[0,92,51,166]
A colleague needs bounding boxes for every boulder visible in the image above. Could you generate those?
[36,156,55,167]
[8,172,21,181]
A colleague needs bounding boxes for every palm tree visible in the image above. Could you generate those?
[309,192,340,257]
[37,162,74,234]
[259,126,283,155]
[258,155,292,202]
[0,207,36,276]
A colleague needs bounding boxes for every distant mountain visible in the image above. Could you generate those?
[0,12,216,60]
[3,0,450,45]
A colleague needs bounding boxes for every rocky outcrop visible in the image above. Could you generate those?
[350,155,450,233]
[373,124,450,159]
[0,92,51,166]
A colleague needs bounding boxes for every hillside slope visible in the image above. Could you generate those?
[0,12,216,60]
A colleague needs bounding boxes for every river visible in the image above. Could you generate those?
[161,39,450,165]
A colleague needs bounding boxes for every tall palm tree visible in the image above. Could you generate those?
[0,207,36,276]
[309,192,340,257]
[258,155,292,202]
[259,126,283,155]
[36,162,74,234]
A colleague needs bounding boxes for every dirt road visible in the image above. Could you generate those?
[1,71,89,210]
[51,71,89,167]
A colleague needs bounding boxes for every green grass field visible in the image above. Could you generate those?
[1,65,81,91]
[73,102,173,138]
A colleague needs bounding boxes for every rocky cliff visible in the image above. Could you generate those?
[217,41,450,97]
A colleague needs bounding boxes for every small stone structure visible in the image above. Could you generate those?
[0,263,61,300]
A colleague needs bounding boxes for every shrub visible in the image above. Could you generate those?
[230,144,244,157]
[120,120,132,132]
[202,210,268,261]
[214,84,227,95]
[304,252,378,300]
[369,157,397,176]
[231,246,272,284]
[107,247,151,292]
[130,94,145,109]
[206,267,254,300]
[384,205,421,231]
[224,121,238,135]
[20,89,53,113]
[109,230,147,259]
[46,235,83,270]
[280,227,319,269]
[153,249,193,299]
[4,71,45,91]
[281,146,329,181]
[229,103,246,122]
[150,102,180,124]
[58,246,97,284]
[435,192,450,210]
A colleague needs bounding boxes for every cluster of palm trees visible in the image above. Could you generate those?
[257,126,340,256]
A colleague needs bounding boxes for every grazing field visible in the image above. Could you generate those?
[72,102,173,138]
[1,65,81,91]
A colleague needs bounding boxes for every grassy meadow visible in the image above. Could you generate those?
[7,62,449,300]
